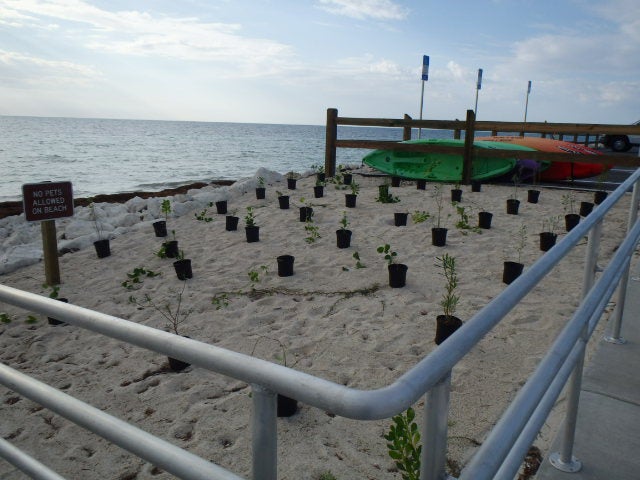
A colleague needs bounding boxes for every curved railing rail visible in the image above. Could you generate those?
[1,168,639,480]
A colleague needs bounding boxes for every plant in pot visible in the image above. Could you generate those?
[215,199,228,214]
[431,185,448,247]
[43,283,68,326]
[311,163,325,183]
[195,202,214,223]
[376,183,400,204]
[225,209,239,231]
[299,197,314,222]
[377,243,407,288]
[345,181,359,208]
[579,197,594,217]
[411,210,430,225]
[153,199,171,237]
[539,215,561,252]
[303,217,321,244]
[450,182,463,202]
[434,253,463,345]
[594,170,609,205]
[286,171,299,190]
[250,335,300,417]
[89,201,111,258]
[503,224,527,284]
[245,207,260,242]
[276,190,290,209]
[340,165,353,185]
[162,230,179,258]
[313,177,325,198]
[129,283,193,372]
[256,176,266,199]
[562,192,580,231]
[173,250,193,280]
[475,202,493,230]
[506,174,520,215]
[336,211,352,248]
[454,203,481,235]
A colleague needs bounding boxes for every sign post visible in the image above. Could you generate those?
[474,68,483,117]
[418,55,429,139]
[22,181,74,285]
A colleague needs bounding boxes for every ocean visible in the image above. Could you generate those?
[0,115,453,202]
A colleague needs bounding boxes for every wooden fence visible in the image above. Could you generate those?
[324,108,640,184]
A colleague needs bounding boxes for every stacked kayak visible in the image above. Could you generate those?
[475,136,607,181]
[362,138,536,182]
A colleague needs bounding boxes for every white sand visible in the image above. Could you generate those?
[0,169,631,479]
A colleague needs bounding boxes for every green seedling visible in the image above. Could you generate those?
[195,202,213,222]
[384,407,421,480]
[436,253,459,318]
[211,293,230,310]
[304,219,321,244]
[161,199,171,222]
[353,251,366,269]
[122,267,161,290]
[377,244,397,265]
[1,313,11,324]
[245,207,256,227]
[411,210,430,224]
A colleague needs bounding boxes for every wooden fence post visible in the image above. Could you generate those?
[403,114,412,141]
[462,110,476,185]
[41,220,61,285]
[325,108,338,177]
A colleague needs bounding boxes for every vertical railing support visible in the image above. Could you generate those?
[605,175,640,343]
[252,384,278,480]
[403,114,413,141]
[420,372,453,480]
[325,108,338,178]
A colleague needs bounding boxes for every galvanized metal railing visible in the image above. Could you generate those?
[1,169,639,480]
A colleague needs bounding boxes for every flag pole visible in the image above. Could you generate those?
[418,55,429,139]
[474,68,483,117]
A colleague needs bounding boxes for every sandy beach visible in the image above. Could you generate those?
[0,167,631,480]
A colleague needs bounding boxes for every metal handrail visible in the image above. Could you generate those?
[2,168,639,479]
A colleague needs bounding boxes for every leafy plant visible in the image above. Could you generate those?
[318,472,337,480]
[339,211,349,230]
[248,265,268,287]
[454,204,481,235]
[129,282,191,335]
[562,192,576,215]
[315,177,325,187]
[195,202,213,222]
[353,251,366,269]
[176,250,186,261]
[436,253,459,318]
[286,171,299,180]
[26,315,38,324]
[161,199,172,222]
[245,206,256,227]
[304,219,321,244]
[542,215,562,234]
[155,244,167,259]
[1,313,11,324]
[377,244,397,265]
[384,407,422,480]
[432,184,446,228]
[349,182,360,196]
[257,176,265,187]
[211,293,230,310]
[42,283,60,299]
[376,184,400,203]
[512,224,528,264]
[89,201,104,239]
[310,164,324,174]
[122,267,161,290]
[411,210,430,224]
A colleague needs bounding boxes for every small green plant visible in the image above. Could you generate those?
[349,182,360,196]
[211,293,230,310]
[377,244,397,265]
[311,164,324,174]
[315,177,325,187]
[384,407,422,480]
[129,282,191,335]
[353,251,366,269]
[42,283,60,299]
[433,184,446,228]
[122,267,161,290]
[542,215,562,234]
[411,210,430,224]
[286,171,299,180]
[376,184,400,203]
[248,265,268,287]
[257,176,265,187]
[454,204,481,235]
[513,224,528,264]
[304,219,321,244]
[26,315,38,324]
[562,192,576,215]
[89,201,104,239]
[176,250,186,261]
[339,211,349,230]
[318,472,337,480]
[245,207,256,227]
[436,253,459,318]
[195,202,213,222]
[161,199,172,222]
[155,244,167,259]
[1,313,11,324]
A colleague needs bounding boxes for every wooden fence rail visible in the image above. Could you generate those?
[324,108,640,184]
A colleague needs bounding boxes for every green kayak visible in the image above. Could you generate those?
[362,139,536,182]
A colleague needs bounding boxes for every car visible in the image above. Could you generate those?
[601,120,640,152]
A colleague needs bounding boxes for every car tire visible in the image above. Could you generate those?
[610,135,631,152]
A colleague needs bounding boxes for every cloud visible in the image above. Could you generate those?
[316,0,408,20]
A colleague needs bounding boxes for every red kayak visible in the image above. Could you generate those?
[476,136,607,181]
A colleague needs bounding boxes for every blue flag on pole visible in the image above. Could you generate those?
[422,55,429,81]
[527,80,532,94]
[477,69,483,90]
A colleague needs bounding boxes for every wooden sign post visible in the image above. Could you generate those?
[22,181,74,285]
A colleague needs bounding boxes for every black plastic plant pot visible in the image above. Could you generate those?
[287,178,297,190]
[313,185,324,198]
[299,206,314,222]
[48,298,69,326]
[173,259,193,280]
[594,190,608,205]
[336,229,352,249]
[527,189,541,204]
[342,173,353,185]
[503,261,524,284]
[277,255,295,277]
[245,226,260,243]
[316,172,326,183]
[215,200,228,214]
[153,220,167,237]
[345,194,357,208]
[256,187,266,200]
[451,189,463,203]
[225,215,239,231]
[93,239,111,258]
[164,240,179,258]
[431,227,448,247]
[435,315,463,345]
[168,357,190,372]
[471,180,482,192]
[278,195,290,210]
[539,232,557,252]
[394,212,408,227]
[478,211,493,229]
[580,201,594,217]
[391,176,401,187]
[388,263,408,288]
[506,199,520,215]
[277,394,298,417]
[416,179,427,190]
[565,214,580,232]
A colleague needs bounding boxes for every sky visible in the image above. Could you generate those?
[1,0,639,126]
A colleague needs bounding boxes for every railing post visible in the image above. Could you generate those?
[461,110,475,185]
[325,108,338,178]
[252,384,277,480]
[605,174,640,343]
[403,114,413,141]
